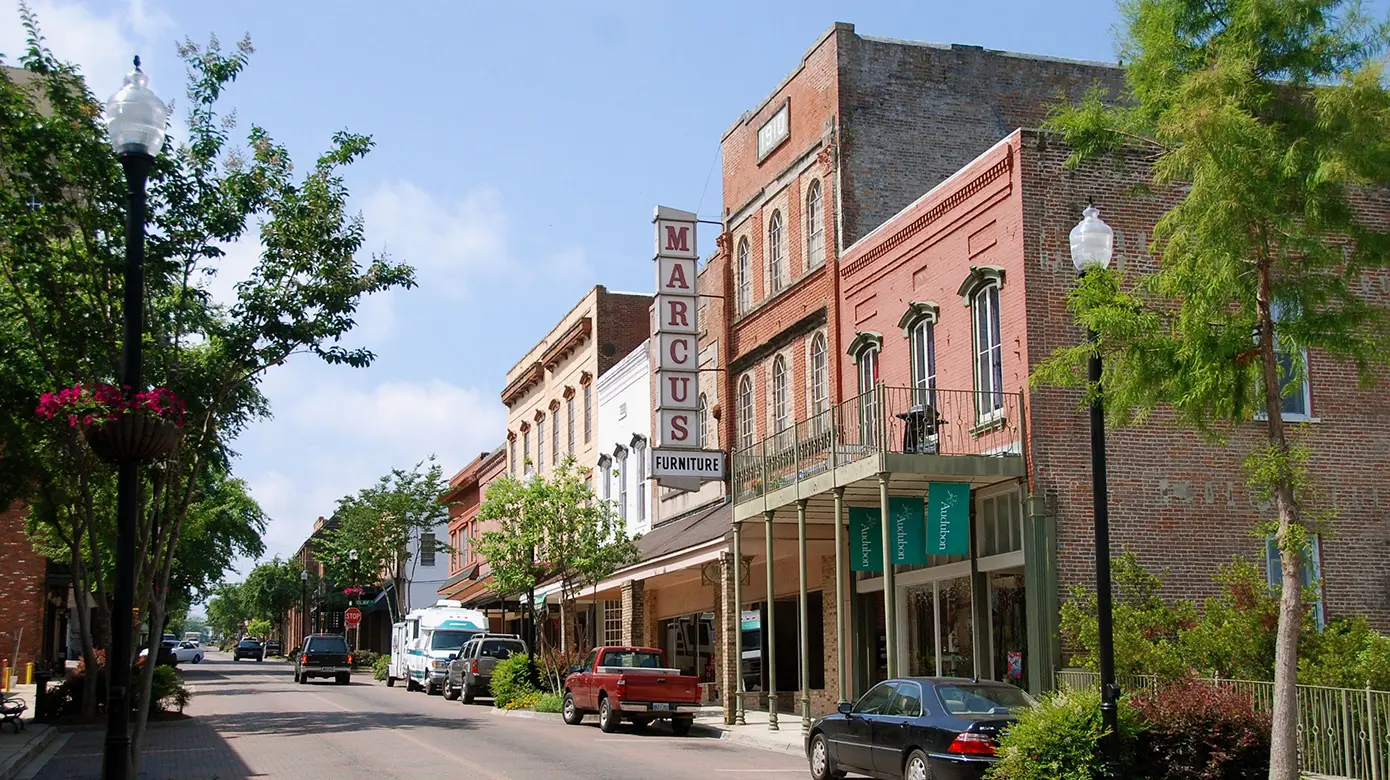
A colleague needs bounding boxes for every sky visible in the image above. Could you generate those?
[0,0,1156,578]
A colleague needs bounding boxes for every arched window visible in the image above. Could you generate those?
[737,237,752,314]
[771,356,789,432]
[806,180,824,269]
[973,282,1004,416]
[848,332,883,447]
[910,318,936,407]
[738,375,755,450]
[698,394,710,448]
[768,210,784,294]
[809,333,828,419]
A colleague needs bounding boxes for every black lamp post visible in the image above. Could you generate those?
[1070,204,1119,775]
[300,570,309,646]
[103,56,167,780]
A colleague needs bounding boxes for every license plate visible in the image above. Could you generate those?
[651,703,673,711]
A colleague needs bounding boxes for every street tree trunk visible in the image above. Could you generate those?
[1256,260,1302,780]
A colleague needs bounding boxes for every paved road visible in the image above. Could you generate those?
[34,650,811,780]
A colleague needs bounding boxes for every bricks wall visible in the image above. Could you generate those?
[620,580,645,645]
[1017,133,1390,630]
[596,289,654,380]
[0,504,47,669]
[837,32,1125,247]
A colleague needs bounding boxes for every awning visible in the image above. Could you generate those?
[534,581,564,608]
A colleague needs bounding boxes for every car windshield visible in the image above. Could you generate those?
[598,650,663,668]
[306,637,348,653]
[934,683,1033,716]
[480,640,524,659]
[238,640,259,647]
[429,631,474,651]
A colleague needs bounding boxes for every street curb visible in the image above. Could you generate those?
[486,707,565,722]
[0,724,54,780]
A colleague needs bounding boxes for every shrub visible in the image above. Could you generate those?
[1299,617,1390,690]
[489,653,536,709]
[1129,679,1270,780]
[988,687,1140,780]
[537,648,584,693]
[353,649,380,670]
[506,691,542,711]
[372,655,389,681]
[150,665,193,712]
[535,691,563,713]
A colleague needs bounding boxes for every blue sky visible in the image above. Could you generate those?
[4,0,1133,574]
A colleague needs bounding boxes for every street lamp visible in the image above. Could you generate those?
[300,570,309,646]
[103,56,167,780]
[523,468,539,686]
[1070,203,1118,775]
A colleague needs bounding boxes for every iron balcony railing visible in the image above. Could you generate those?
[731,386,1024,503]
[1056,670,1390,780]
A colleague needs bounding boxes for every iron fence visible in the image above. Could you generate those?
[1056,670,1390,779]
[731,386,1024,503]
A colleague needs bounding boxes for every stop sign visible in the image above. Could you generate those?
[344,607,362,627]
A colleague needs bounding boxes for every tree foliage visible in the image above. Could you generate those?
[0,7,412,766]
[242,556,304,642]
[1035,0,1390,774]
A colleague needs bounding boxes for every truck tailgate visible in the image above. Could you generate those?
[615,671,701,704]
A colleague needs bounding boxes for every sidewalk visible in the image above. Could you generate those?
[0,687,54,780]
[688,706,808,756]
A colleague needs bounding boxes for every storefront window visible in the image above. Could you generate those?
[661,613,717,683]
[937,576,974,679]
[989,569,1028,690]
[906,584,937,677]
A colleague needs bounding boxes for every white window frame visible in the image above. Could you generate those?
[634,438,647,523]
[768,210,784,294]
[737,237,752,315]
[537,417,545,473]
[616,449,629,524]
[738,374,755,450]
[1270,300,1313,421]
[552,409,560,466]
[806,180,824,269]
[522,429,530,468]
[972,283,1004,421]
[698,394,710,448]
[857,345,879,446]
[567,397,575,455]
[910,317,937,408]
[584,384,593,442]
[1266,534,1325,629]
[771,355,790,433]
[810,333,829,419]
[600,455,612,501]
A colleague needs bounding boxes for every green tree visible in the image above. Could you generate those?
[242,556,304,644]
[0,9,412,767]
[1036,0,1390,774]
[475,458,638,653]
[205,582,247,642]
[318,458,452,615]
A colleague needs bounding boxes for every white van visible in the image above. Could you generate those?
[387,600,488,695]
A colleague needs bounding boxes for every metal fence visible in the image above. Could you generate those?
[731,386,1024,503]
[1056,670,1390,779]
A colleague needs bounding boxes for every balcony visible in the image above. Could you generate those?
[731,387,1026,522]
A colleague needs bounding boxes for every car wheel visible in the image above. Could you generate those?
[387,676,396,688]
[598,697,620,733]
[193,655,202,664]
[461,684,476,705]
[233,657,239,662]
[562,692,583,725]
[904,749,931,780]
[808,733,846,780]
[443,682,460,701]
[670,717,693,737]
[256,657,263,662]
[298,672,308,685]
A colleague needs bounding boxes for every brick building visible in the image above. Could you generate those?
[436,445,515,632]
[0,504,50,673]
[709,22,1125,726]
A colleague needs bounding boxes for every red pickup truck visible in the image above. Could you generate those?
[562,646,702,734]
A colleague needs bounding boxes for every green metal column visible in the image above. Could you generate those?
[878,473,897,679]
[833,486,849,705]
[764,509,778,731]
[797,499,810,734]
[733,520,746,725]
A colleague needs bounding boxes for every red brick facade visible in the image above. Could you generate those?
[440,446,507,603]
[0,504,47,669]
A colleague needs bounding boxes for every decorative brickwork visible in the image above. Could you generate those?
[619,580,645,645]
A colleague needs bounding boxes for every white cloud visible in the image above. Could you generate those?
[1,0,174,98]
[361,181,510,298]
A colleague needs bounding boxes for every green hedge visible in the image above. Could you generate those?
[489,653,537,709]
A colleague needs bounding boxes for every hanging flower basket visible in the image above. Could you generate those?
[80,412,183,463]
[38,383,187,464]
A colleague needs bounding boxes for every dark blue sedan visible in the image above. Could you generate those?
[805,677,1033,780]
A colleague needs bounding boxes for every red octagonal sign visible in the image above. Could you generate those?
[344,607,362,627]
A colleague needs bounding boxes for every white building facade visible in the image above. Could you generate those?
[596,341,655,538]
[404,518,449,614]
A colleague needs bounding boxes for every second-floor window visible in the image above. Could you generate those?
[910,317,937,407]
[973,283,1004,417]
[771,355,789,432]
[567,397,575,455]
[768,210,784,294]
[634,438,647,523]
[698,394,710,448]
[419,531,436,567]
[537,417,545,472]
[617,450,629,524]
[739,374,755,450]
[810,333,829,426]
[552,409,559,466]
[584,384,593,442]
[737,237,752,315]
[509,438,517,475]
[600,456,612,501]
[806,180,824,269]
[522,429,530,468]
[1272,300,1311,419]
[857,343,880,445]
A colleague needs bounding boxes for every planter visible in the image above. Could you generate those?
[81,413,183,463]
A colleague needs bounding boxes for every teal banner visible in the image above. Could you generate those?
[849,507,882,572]
[927,483,971,556]
[889,497,926,565]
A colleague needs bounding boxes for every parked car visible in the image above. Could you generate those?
[294,633,352,685]
[562,646,701,734]
[173,640,204,664]
[805,677,1033,780]
[232,638,264,661]
[139,639,179,667]
[444,634,526,703]
[263,640,282,657]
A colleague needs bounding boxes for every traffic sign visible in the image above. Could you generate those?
[344,607,362,627]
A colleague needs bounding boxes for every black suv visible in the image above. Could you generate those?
[233,638,264,661]
[295,634,352,685]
